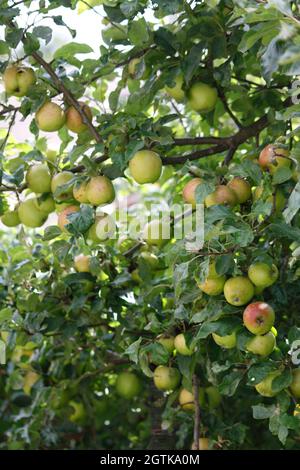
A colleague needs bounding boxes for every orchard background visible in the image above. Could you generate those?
[1,0,300,451]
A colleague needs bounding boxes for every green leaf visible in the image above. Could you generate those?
[219,370,243,396]
[195,181,215,204]
[128,18,149,46]
[54,42,93,60]
[0,307,13,324]
[283,181,300,223]
[272,369,292,394]
[43,226,62,241]
[0,40,9,55]
[272,166,292,185]
[125,337,142,364]
[215,254,234,276]
[252,404,276,420]
[32,26,52,45]
[24,33,40,54]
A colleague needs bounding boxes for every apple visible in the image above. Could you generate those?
[179,388,196,411]
[115,372,141,399]
[69,400,86,423]
[174,333,195,356]
[129,150,162,184]
[182,178,203,208]
[246,331,276,356]
[248,262,278,288]
[290,369,300,398]
[223,276,254,306]
[128,57,147,79]
[165,75,185,102]
[188,82,218,113]
[33,195,55,214]
[227,177,251,204]
[131,268,142,283]
[36,102,66,132]
[26,164,52,194]
[3,65,36,97]
[198,276,226,296]
[65,102,92,134]
[191,438,210,451]
[243,302,275,335]
[74,254,91,273]
[255,370,281,397]
[23,371,40,395]
[57,205,80,232]
[253,187,286,214]
[1,209,20,227]
[153,365,181,391]
[142,219,171,247]
[51,171,74,200]
[87,213,115,243]
[259,144,291,174]
[73,180,89,203]
[205,386,221,409]
[157,335,175,354]
[18,198,48,228]
[205,185,237,207]
[139,251,159,270]
[86,175,115,206]
[212,331,236,349]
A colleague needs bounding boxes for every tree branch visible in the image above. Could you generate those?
[193,374,201,450]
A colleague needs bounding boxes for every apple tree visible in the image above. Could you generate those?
[0,0,300,450]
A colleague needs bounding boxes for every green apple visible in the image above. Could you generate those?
[188,82,218,113]
[179,388,200,411]
[87,213,115,243]
[129,150,162,184]
[51,171,74,201]
[227,177,251,204]
[198,275,226,296]
[246,331,276,356]
[223,276,254,306]
[3,65,36,97]
[115,372,141,399]
[153,365,181,391]
[205,185,237,207]
[86,175,115,206]
[290,369,300,398]
[26,164,52,194]
[18,198,48,228]
[174,333,195,356]
[243,301,275,335]
[255,370,281,397]
[165,75,185,102]
[74,254,91,273]
[212,331,236,349]
[36,102,66,132]
[157,335,175,354]
[1,209,20,227]
[248,262,278,288]
[34,194,55,214]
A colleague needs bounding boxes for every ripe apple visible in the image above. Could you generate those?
[165,75,185,102]
[115,372,141,399]
[1,209,20,227]
[157,335,175,354]
[3,65,36,97]
[87,213,115,243]
[182,178,203,208]
[65,102,92,134]
[18,198,48,228]
[153,365,181,391]
[212,331,236,349]
[227,177,251,204]
[290,369,300,398]
[86,175,115,206]
[246,331,276,356]
[188,82,218,113]
[142,219,171,247]
[223,276,254,306]
[248,262,278,288]
[179,388,195,411]
[129,150,162,184]
[74,254,91,273]
[51,171,74,200]
[73,180,89,203]
[35,102,66,132]
[33,194,55,214]
[26,164,52,194]
[57,205,80,232]
[259,144,291,174]
[191,437,210,451]
[174,333,195,356]
[205,185,237,207]
[198,275,226,296]
[255,370,281,397]
[243,301,275,335]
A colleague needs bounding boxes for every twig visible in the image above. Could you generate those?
[192,374,200,450]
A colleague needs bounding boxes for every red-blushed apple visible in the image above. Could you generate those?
[227,177,251,204]
[205,185,237,208]
[174,333,195,356]
[246,331,276,356]
[73,180,89,203]
[255,370,281,397]
[57,205,80,232]
[212,331,237,349]
[243,301,275,335]
[259,144,291,175]
[223,276,254,306]
[248,262,278,288]
[290,369,300,398]
[65,102,92,134]
[182,178,203,208]
[153,365,181,391]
